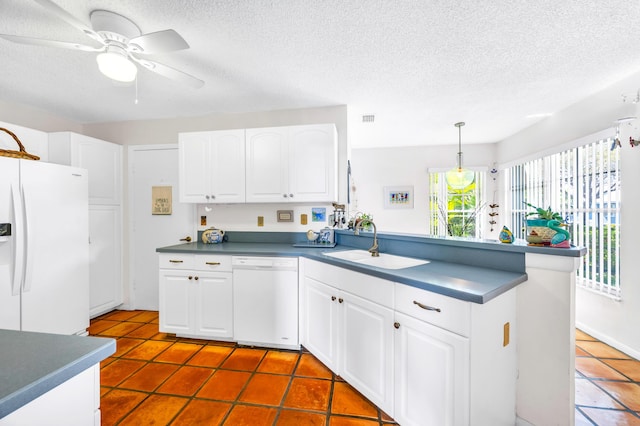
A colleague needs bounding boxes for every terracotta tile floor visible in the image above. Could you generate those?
[91,310,397,425]
[92,310,640,425]
[575,329,640,425]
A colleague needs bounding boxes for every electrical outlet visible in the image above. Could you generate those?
[301,214,308,225]
[503,322,510,347]
[200,216,207,226]
[258,216,264,227]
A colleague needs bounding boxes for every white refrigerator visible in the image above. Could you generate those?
[0,156,90,335]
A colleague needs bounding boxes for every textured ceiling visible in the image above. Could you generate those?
[2,0,640,148]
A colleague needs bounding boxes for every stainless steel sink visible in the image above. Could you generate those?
[323,249,429,269]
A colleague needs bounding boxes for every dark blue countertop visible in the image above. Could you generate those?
[0,330,115,419]
[157,241,529,304]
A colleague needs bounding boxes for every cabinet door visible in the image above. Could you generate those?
[179,132,211,203]
[74,136,121,204]
[159,271,192,334]
[195,272,233,338]
[394,312,470,426]
[245,127,289,202]
[288,124,337,202]
[302,276,339,371]
[209,130,246,203]
[340,292,394,416]
[89,205,122,317]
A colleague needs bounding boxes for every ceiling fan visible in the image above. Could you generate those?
[0,0,204,88]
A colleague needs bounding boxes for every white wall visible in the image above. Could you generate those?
[349,143,497,235]
[497,71,640,358]
[349,70,640,357]
[0,99,82,134]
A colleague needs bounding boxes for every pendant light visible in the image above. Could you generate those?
[445,121,475,190]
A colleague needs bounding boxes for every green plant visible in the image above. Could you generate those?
[436,202,485,237]
[523,202,563,221]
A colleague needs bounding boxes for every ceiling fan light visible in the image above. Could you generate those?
[96,48,137,82]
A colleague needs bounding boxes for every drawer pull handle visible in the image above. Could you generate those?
[188,276,193,280]
[331,296,336,301]
[169,260,183,263]
[338,298,344,304]
[394,322,400,329]
[206,262,221,265]
[413,300,441,312]
[194,276,199,280]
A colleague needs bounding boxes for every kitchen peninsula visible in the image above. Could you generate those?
[0,330,115,425]
[158,230,586,425]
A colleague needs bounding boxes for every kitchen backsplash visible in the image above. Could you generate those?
[195,203,336,233]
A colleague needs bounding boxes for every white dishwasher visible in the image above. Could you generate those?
[232,256,299,350]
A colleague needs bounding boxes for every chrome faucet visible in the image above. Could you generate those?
[354,220,379,257]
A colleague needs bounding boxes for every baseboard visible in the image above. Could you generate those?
[576,321,640,360]
[516,416,535,426]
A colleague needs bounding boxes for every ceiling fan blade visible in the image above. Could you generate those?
[32,0,104,44]
[132,57,204,89]
[129,30,189,54]
[0,34,103,52]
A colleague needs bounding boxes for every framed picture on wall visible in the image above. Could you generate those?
[152,186,172,215]
[384,186,414,209]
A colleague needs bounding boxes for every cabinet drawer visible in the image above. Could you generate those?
[304,258,393,308]
[394,284,471,337]
[159,253,194,270]
[194,255,232,272]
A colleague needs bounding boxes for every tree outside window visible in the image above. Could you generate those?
[429,172,485,238]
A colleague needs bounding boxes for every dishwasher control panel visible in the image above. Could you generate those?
[232,256,298,270]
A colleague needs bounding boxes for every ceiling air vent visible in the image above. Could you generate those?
[362,114,375,123]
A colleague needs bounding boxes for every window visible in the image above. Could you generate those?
[508,137,621,299]
[429,171,485,237]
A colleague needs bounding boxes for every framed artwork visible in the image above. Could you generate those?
[152,186,172,215]
[311,207,326,222]
[384,186,414,209]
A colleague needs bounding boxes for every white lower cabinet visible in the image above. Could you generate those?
[340,291,395,414]
[303,277,339,370]
[393,311,469,426]
[302,259,395,416]
[303,258,517,426]
[88,205,122,317]
[159,254,233,339]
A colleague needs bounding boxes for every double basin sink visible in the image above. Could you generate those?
[323,249,429,270]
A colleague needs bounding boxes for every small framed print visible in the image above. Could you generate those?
[311,207,326,222]
[384,186,414,209]
[152,186,172,215]
[277,210,294,222]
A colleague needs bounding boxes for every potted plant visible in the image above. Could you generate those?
[523,202,570,247]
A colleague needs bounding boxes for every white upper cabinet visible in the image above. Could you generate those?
[179,129,246,203]
[246,123,337,203]
[0,121,49,162]
[48,132,122,205]
[288,124,337,202]
[245,127,290,202]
